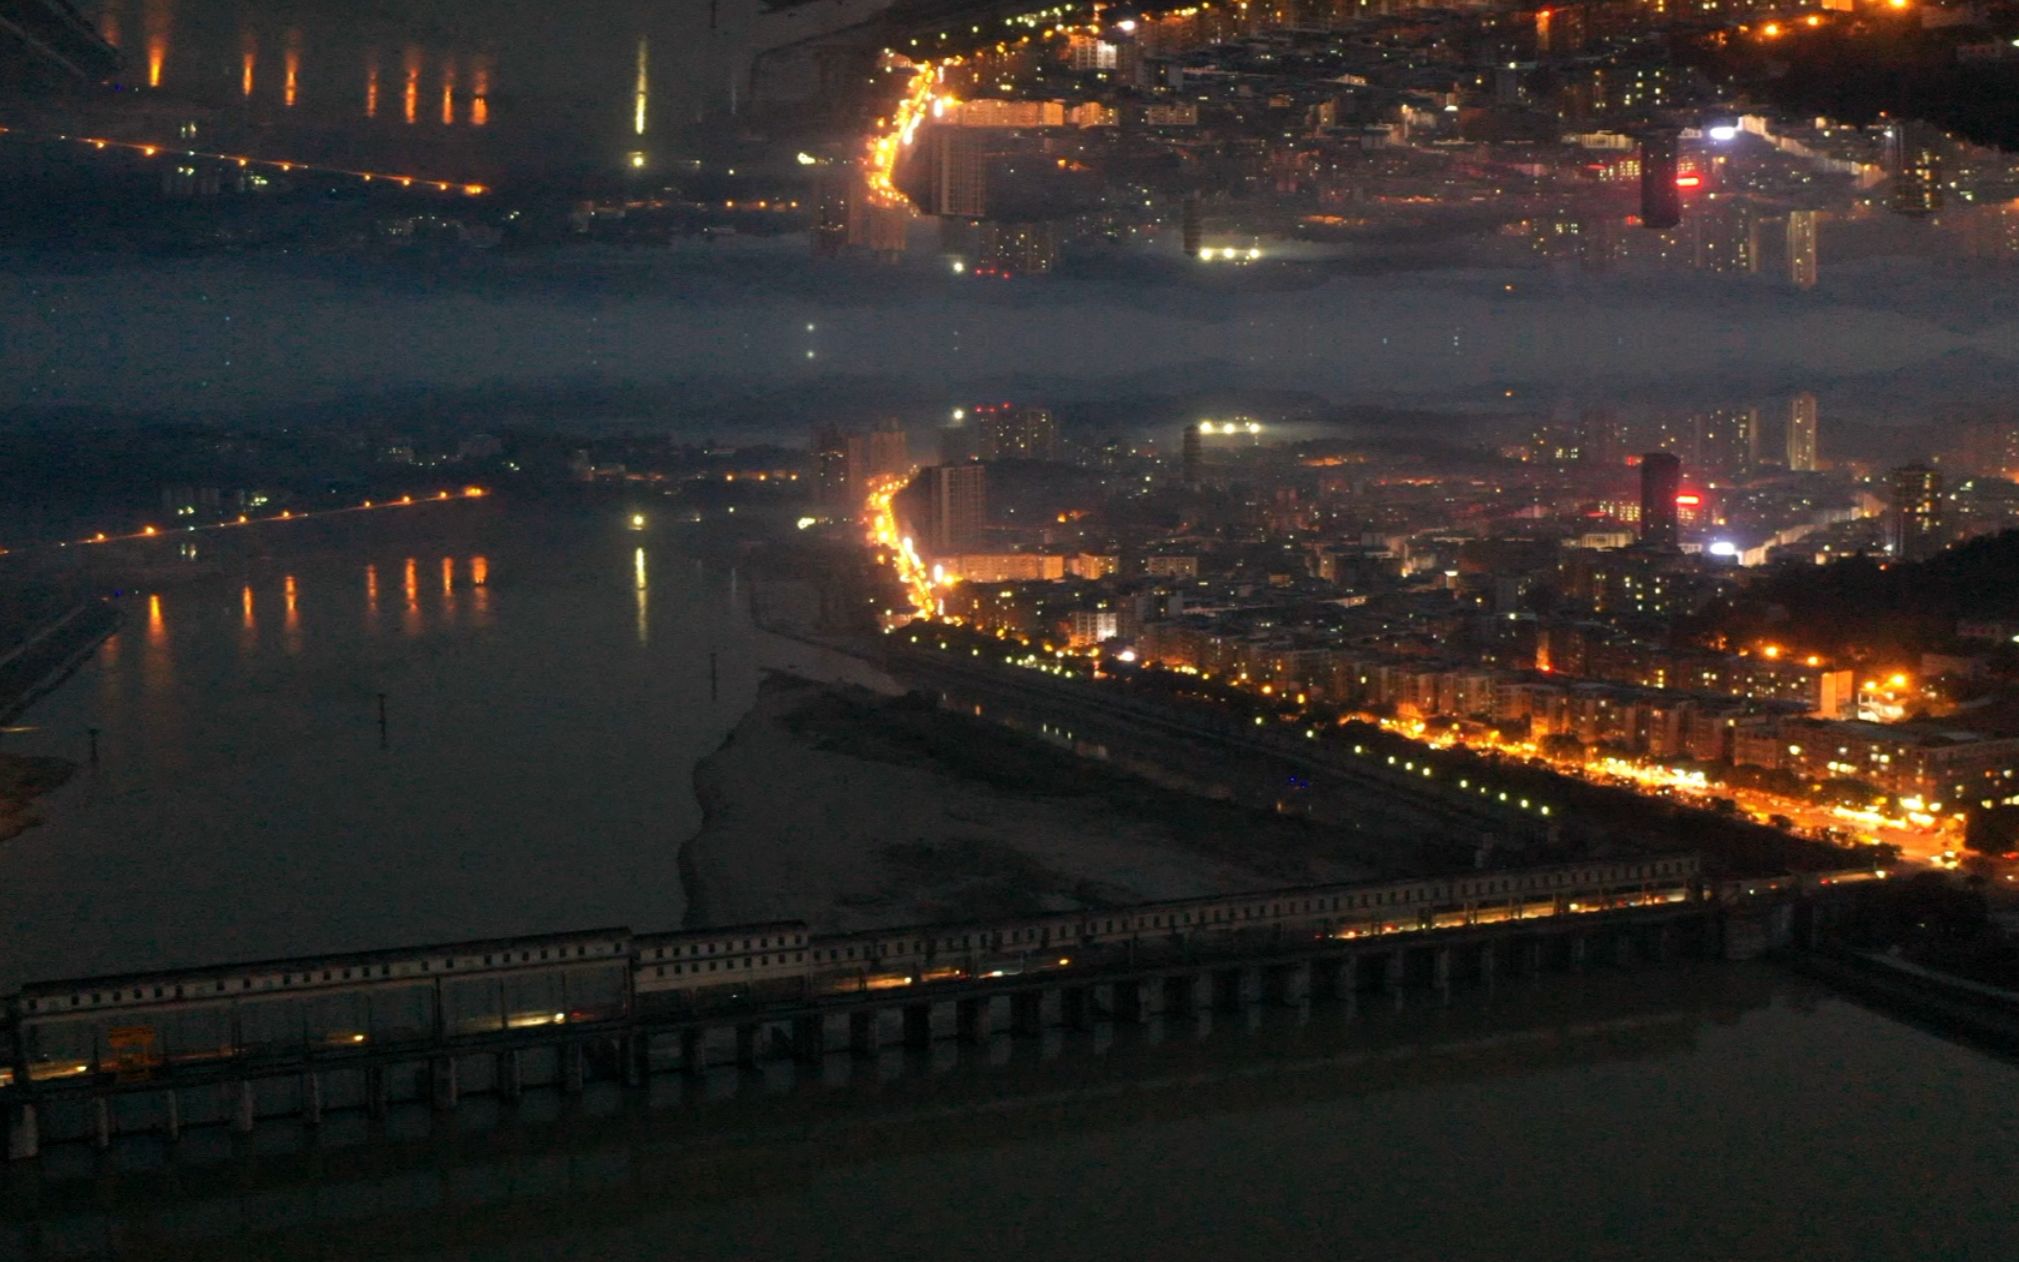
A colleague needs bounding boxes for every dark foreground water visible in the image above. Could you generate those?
[3,964,2015,1261]
[0,501,886,990]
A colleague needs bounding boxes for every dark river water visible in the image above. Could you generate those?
[3,964,2016,1261]
[0,500,885,990]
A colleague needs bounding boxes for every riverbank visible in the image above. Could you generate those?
[678,672,1380,932]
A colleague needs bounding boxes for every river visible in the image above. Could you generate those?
[0,500,886,991]
[2,963,2015,1260]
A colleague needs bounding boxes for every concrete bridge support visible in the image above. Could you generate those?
[232,1080,256,1133]
[903,1004,932,1049]
[734,1025,760,1067]
[6,1102,38,1161]
[1111,979,1147,1024]
[366,1066,389,1119]
[1010,991,1045,1037]
[957,996,992,1044]
[793,1015,826,1062]
[1568,934,1588,973]
[163,1090,181,1141]
[1061,986,1095,1031]
[1479,942,1498,992]
[1212,967,1258,1012]
[92,1098,110,1149]
[302,1073,322,1125]
[1265,961,1310,1006]
[563,1042,586,1092]
[431,1058,459,1111]
[1434,947,1453,1004]
[849,1010,879,1057]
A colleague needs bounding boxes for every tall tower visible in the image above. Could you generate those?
[1181,193,1202,259]
[1787,393,1819,472]
[1638,452,1682,548]
[1786,210,1819,289]
[1889,123,1943,217]
[1182,423,1203,486]
[1638,128,1682,231]
[924,463,987,554]
[1888,463,1944,561]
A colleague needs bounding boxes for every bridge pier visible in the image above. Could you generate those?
[6,1103,38,1162]
[1111,979,1147,1024]
[1212,967,1258,1012]
[231,1081,255,1134]
[1479,942,1498,992]
[431,1057,459,1111]
[1434,947,1453,1004]
[1010,990,1045,1037]
[1265,961,1310,1006]
[849,1010,879,1057]
[733,1025,760,1067]
[1061,986,1095,1031]
[302,1073,322,1126]
[1568,934,1588,973]
[957,997,992,1043]
[903,1004,932,1049]
[92,1098,110,1149]
[562,1042,586,1093]
[366,1066,389,1118]
[621,1035,643,1086]
[793,1015,826,1062]
[163,1089,181,1141]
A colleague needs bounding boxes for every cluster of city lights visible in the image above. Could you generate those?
[0,125,487,196]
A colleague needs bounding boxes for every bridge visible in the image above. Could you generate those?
[0,0,119,88]
[2,854,1871,1162]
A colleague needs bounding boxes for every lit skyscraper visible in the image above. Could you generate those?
[1787,393,1819,472]
[1182,423,1203,486]
[1786,210,1818,289]
[1888,463,1944,561]
[1638,452,1682,548]
[1888,123,1943,217]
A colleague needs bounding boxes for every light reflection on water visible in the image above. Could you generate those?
[0,508,845,991]
[1,965,2014,1261]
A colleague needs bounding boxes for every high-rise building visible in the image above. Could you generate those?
[847,417,910,487]
[964,405,1059,463]
[1888,463,1945,561]
[1696,406,1760,482]
[1574,407,1623,467]
[1182,423,1203,486]
[1638,452,1682,548]
[977,221,1057,276]
[815,419,909,509]
[1691,201,1759,275]
[1952,417,2019,481]
[812,424,852,508]
[1787,393,1819,472]
[1889,123,1943,217]
[930,126,987,219]
[1786,210,1818,289]
[1638,129,1682,230]
[1181,192,1202,259]
[923,463,987,554]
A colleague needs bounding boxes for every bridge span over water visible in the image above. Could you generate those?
[3,853,1878,1161]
